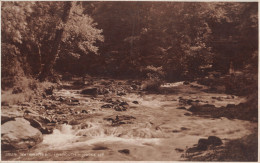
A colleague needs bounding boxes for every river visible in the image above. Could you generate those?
[3,80,257,161]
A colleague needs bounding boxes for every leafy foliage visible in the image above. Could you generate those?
[2,2,258,84]
[2,1,104,83]
[63,3,104,54]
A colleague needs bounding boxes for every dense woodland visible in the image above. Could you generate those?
[2,2,258,86]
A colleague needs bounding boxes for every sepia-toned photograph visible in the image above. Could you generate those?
[1,1,258,161]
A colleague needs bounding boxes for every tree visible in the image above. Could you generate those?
[206,2,258,73]
[2,1,104,82]
[38,1,72,81]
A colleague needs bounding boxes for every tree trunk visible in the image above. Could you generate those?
[38,2,72,81]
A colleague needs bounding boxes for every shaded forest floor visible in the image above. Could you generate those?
[1,76,258,161]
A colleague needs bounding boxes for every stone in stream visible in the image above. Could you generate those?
[179,98,193,105]
[119,101,129,107]
[175,148,184,152]
[101,104,113,108]
[172,130,180,133]
[1,118,43,150]
[81,109,88,113]
[45,86,54,95]
[132,101,139,104]
[188,104,216,112]
[103,98,113,103]
[24,114,55,134]
[130,84,138,90]
[226,104,236,108]
[104,115,136,126]
[57,96,65,102]
[25,118,52,134]
[186,136,223,153]
[69,119,80,125]
[118,149,130,155]
[92,146,109,150]
[70,98,79,103]
[187,99,193,105]
[21,102,31,107]
[67,101,80,106]
[207,136,223,146]
[114,105,126,111]
[81,87,98,96]
[56,110,64,114]
[117,91,126,96]
[186,146,200,154]
[43,103,57,110]
[176,106,186,110]
[184,113,192,116]
[190,85,203,89]
[181,127,190,131]
[197,138,209,150]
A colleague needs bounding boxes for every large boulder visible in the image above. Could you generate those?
[1,118,43,150]
[24,115,54,134]
[208,136,223,146]
[197,136,223,151]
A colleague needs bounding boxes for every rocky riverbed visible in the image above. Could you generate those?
[1,78,257,161]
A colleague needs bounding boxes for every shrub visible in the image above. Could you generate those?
[141,78,162,92]
[141,66,164,92]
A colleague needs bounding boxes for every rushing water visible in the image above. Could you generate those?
[6,81,257,161]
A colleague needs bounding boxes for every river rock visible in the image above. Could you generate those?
[101,104,113,108]
[119,101,129,108]
[104,115,136,126]
[117,92,126,96]
[197,136,223,151]
[92,146,109,150]
[23,114,53,134]
[103,98,113,103]
[176,106,186,110]
[69,119,80,125]
[208,136,223,146]
[132,101,139,104]
[189,104,216,112]
[197,138,209,150]
[81,109,88,113]
[131,84,138,90]
[70,98,79,102]
[175,148,184,152]
[68,102,80,106]
[1,118,43,150]
[226,104,236,108]
[114,105,126,111]
[118,149,130,154]
[45,86,54,95]
[81,87,98,96]
[179,98,193,105]
[184,113,191,116]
